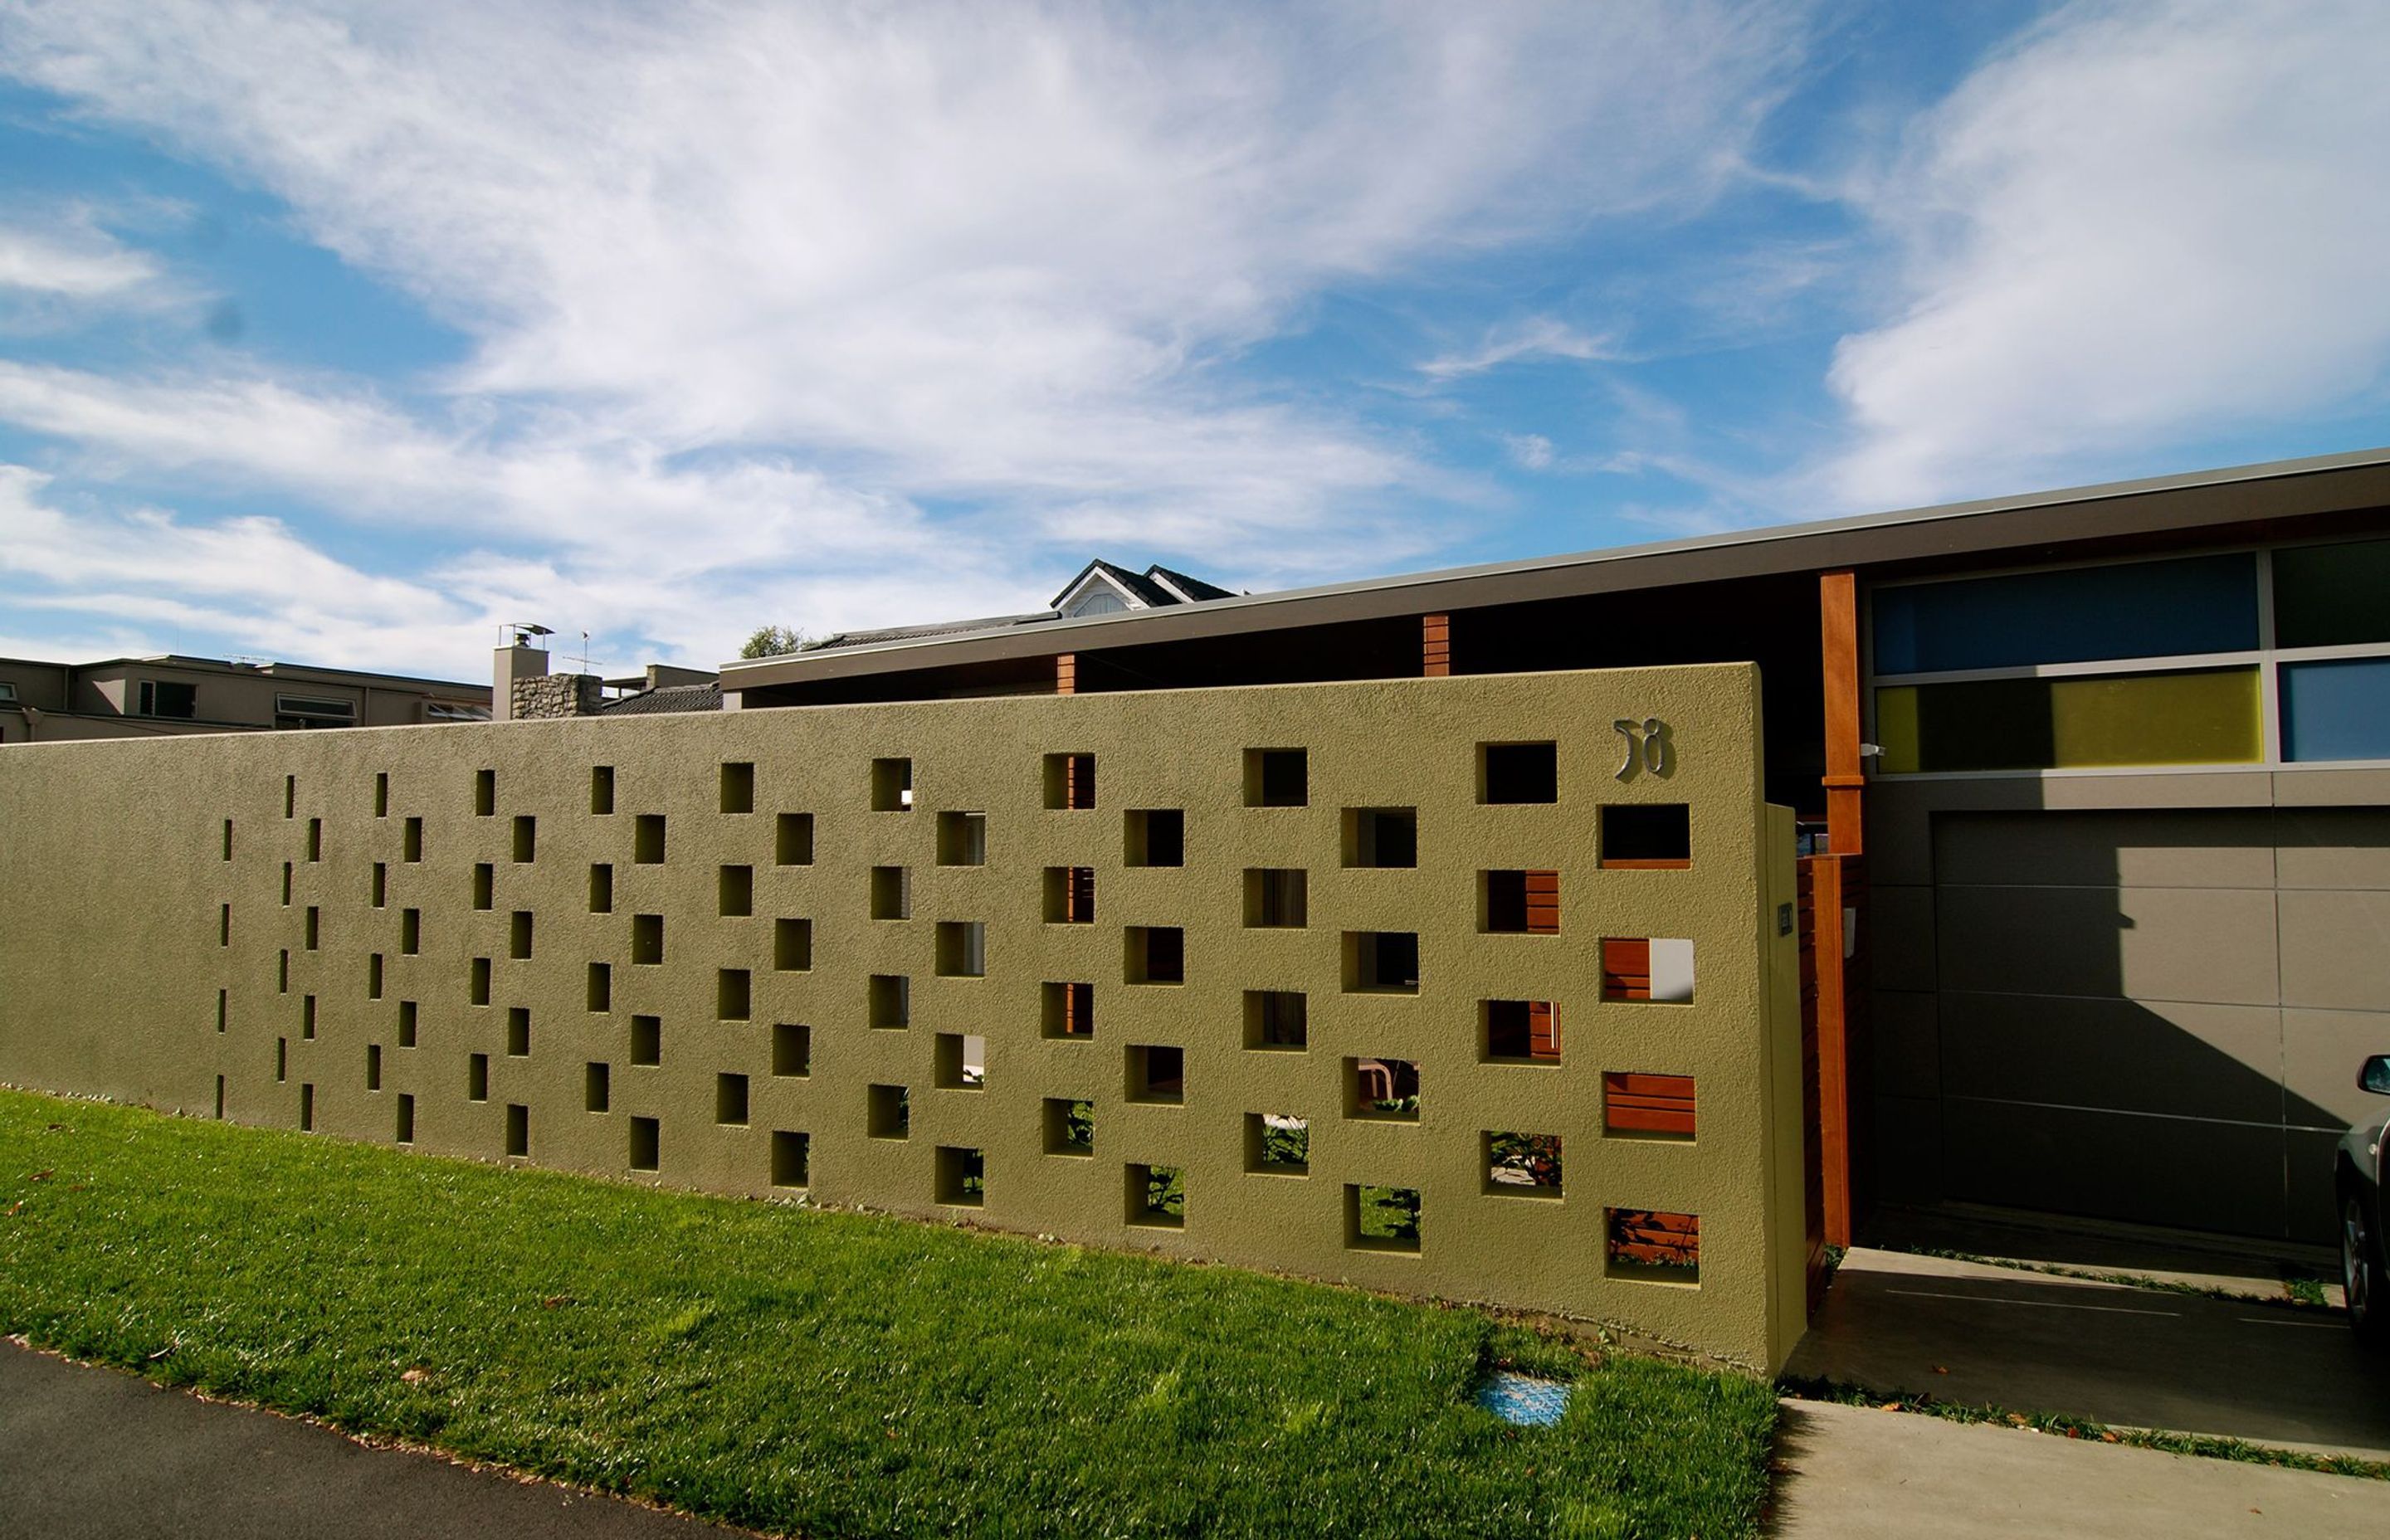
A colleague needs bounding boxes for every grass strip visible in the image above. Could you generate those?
[0,1087,1777,1538]
[1778,1375,2390,1483]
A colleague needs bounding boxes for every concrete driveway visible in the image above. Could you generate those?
[1785,1247,2390,1459]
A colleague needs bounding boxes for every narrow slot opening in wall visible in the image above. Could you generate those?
[367,1042,383,1091]
[1042,1097,1094,1156]
[1125,1164,1184,1228]
[935,1145,986,1206]
[870,757,913,812]
[635,814,666,864]
[1125,1044,1183,1104]
[1483,1000,1561,1063]
[1124,927,1184,986]
[402,908,422,955]
[1041,981,1095,1039]
[371,862,387,908]
[771,1022,811,1077]
[398,1000,417,1048]
[720,761,755,815]
[222,817,234,860]
[629,1116,660,1172]
[1242,990,1306,1050]
[402,816,422,863]
[510,909,534,959]
[1245,1114,1310,1176]
[278,948,288,992]
[717,968,751,1021]
[1346,1185,1421,1253]
[216,1075,225,1119]
[632,914,664,966]
[1042,753,1095,810]
[1602,1072,1696,1138]
[588,962,612,1012]
[276,1036,287,1082]
[281,863,293,906]
[396,1092,415,1144]
[591,764,615,815]
[1243,748,1307,808]
[1480,742,1557,805]
[1599,938,1695,1003]
[936,811,988,865]
[368,953,383,1000]
[868,974,910,1029]
[1347,1058,1418,1119]
[1481,870,1559,934]
[867,1083,910,1139]
[374,772,389,818]
[1342,932,1418,994]
[512,815,536,864]
[220,903,232,947]
[300,1083,315,1133]
[472,863,493,910]
[774,919,812,972]
[468,1052,489,1101]
[475,768,495,816]
[589,863,613,913]
[1599,804,1691,869]
[471,957,491,1006]
[1341,807,1417,868]
[716,1071,749,1125]
[301,995,316,1040]
[719,864,754,917]
[507,1006,531,1056]
[631,1015,661,1066]
[1484,1132,1563,1196]
[284,774,295,818]
[1241,869,1307,928]
[776,812,814,865]
[586,1060,611,1113]
[934,1032,988,1090]
[870,865,911,920]
[934,921,986,978]
[771,1130,809,1187]
[217,988,227,1035]
[1123,809,1183,867]
[1606,1209,1699,1282]
[1042,866,1095,924]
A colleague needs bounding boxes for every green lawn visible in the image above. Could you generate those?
[0,1087,1776,1538]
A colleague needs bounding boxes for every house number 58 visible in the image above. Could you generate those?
[1613,718,1671,781]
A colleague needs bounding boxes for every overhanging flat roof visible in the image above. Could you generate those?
[721,446,2390,691]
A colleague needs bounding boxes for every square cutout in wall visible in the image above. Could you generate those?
[934,1032,988,1090]
[719,865,754,917]
[506,1006,530,1057]
[933,1145,985,1207]
[1124,927,1183,985]
[1599,804,1691,869]
[1482,1000,1560,1063]
[590,764,615,815]
[305,905,320,951]
[371,862,388,909]
[1242,990,1307,1050]
[472,863,494,910]
[401,908,422,955]
[1347,1058,1418,1119]
[506,1103,529,1157]
[871,757,914,811]
[398,1000,417,1048]
[512,815,536,864]
[585,1060,611,1113]
[1123,809,1183,867]
[1244,1114,1310,1176]
[635,814,666,864]
[937,811,988,865]
[1481,870,1559,934]
[1606,1208,1699,1281]
[300,1083,315,1132]
[632,914,664,966]
[470,957,490,1005]
[776,813,814,865]
[629,1115,660,1172]
[366,1042,383,1091]
[1042,865,1095,924]
[1041,981,1094,1039]
[775,918,813,972]
[1342,932,1418,994]
[374,772,389,818]
[935,921,986,978]
[467,1051,489,1101]
[588,962,612,1013]
[1124,1044,1183,1104]
[869,974,910,1029]
[1042,1097,1094,1156]
[301,994,317,1040]
[510,909,534,959]
[717,968,751,1021]
[1602,1072,1695,1138]
[771,1130,809,1188]
[589,863,613,914]
[870,865,911,920]
[720,762,755,815]
[1242,869,1307,928]
[368,953,383,1000]
[867,1083,910,1139]
[474,768,495,816]
[630,1014,661,1066]
[1125,1163,1184,1228]
[307,818,322,862]
[402,816,422,863]
[771,1022,811,1077]
[1341,807,1417,868]
[1243,748,1307,807]
[716,1071,750,1125]
[1346,1185,1421,1253]
[1042,753,1095,810]
[397,1093,414,1144]
[1479,741,1557,804]
[1600,938,1695,1003]
[1484,1131,1563,1196]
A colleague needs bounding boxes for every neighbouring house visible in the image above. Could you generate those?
[721,447,2390,1250]
[0,653,490,743]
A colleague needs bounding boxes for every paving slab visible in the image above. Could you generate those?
[1786,1248,2390,1459]
[0,1339,746,1540]
[1771,1398,2390,1539]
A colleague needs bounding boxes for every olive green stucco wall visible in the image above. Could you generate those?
[0,666,1804,1369]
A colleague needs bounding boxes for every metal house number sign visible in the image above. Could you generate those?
[1613,717,1671,781]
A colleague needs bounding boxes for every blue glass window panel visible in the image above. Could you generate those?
[2281,657,2390,763]
[1873,554,2258,675]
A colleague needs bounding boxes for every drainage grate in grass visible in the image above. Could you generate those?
[1476,1371,1571,1427]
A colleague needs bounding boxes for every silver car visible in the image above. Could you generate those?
[2339,1054,2390,1348]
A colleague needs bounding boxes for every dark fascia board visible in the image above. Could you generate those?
[721,446,2390,690]
[62,654,490,695]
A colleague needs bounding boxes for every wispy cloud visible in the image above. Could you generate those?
[0,220,158,299]
[1419,318,1624,381]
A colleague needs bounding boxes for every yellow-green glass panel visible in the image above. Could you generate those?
[1875,668,2259,772]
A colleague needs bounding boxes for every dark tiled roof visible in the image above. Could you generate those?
[1145,565,1235,602]
[801,612,1053,654]
[600,682,723,715]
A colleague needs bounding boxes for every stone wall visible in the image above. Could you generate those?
[510,673,602,719]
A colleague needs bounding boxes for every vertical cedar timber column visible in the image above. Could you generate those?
[1422,614,1451,677]
[1819,573,1863,857]
[1056,654,1076,696]
[1814,568,1863,1247]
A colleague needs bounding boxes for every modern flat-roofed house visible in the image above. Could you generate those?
[0,653,491,743]
[723,447,2390,1250]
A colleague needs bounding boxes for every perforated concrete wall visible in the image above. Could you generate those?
[0,665,1805,1369]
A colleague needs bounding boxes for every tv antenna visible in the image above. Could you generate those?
[572,630,593,675]
[500,621,554,650]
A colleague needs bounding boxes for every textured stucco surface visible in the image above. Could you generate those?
[0,666,1803,1368]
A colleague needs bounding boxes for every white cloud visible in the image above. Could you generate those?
[0,220,159,299]
[1821,0,2390,509]
[1420,318,1624,382]
[1503,432,1557,470]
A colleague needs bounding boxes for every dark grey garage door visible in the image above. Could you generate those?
[1932,807,2390,1245]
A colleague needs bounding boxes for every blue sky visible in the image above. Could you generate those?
[1,0,2385,681]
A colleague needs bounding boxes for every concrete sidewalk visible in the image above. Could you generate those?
[1786,1247,2390,1459]
[1771,1398,2390,1538]
[0,1339,745,1539]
